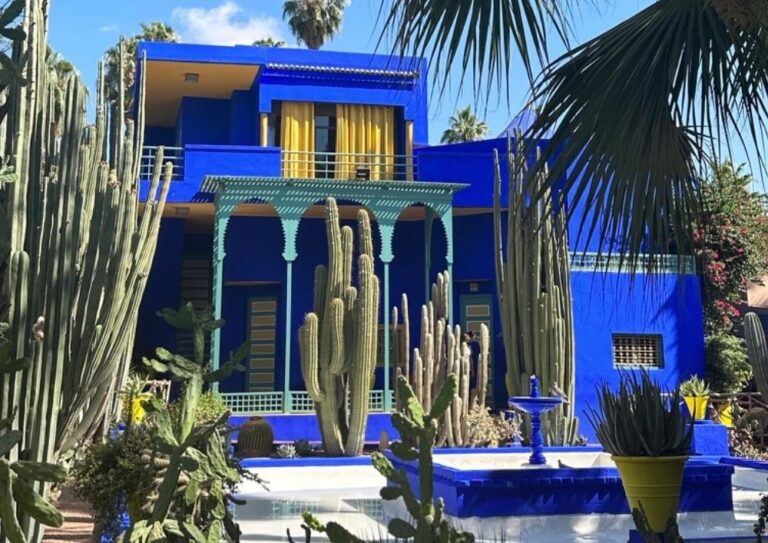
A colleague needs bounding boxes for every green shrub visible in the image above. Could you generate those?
[705,332,752,393]
[195,389,229,425]
[69,426,156,540]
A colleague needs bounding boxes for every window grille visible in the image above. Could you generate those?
[612,334,664,368]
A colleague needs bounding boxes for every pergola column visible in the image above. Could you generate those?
[211,210,230,390]
[378,223,395,411]
[441,209,455,324]
[280,217,300,413]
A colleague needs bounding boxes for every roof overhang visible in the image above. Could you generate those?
[143,60,260,127]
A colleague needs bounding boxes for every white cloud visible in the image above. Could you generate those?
[98,24,119,33]
[171,1,284,46]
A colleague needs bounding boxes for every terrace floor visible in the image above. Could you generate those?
[234,464,765,542]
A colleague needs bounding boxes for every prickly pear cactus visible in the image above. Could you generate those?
[492,135,579,445]
[299,198,380,457]
[120,304,248,542]
[299,375,475,542]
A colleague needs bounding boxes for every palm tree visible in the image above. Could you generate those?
[253,37,285,47]
[104,21,178,107]
[283,0,348,50]
[441,106,488,144]
[380,1,768,267]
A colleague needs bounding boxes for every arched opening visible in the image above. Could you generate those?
[291,199,382,396]
[219,198,286,397]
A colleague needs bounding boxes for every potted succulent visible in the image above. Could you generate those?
[679,375,711,421]
[587,370,693,533]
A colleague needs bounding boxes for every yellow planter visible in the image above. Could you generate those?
[715,403,733,427]
[684,395,709,420]
[612,455,688,533]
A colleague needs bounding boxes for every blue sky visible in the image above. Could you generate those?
[49,0,656,144]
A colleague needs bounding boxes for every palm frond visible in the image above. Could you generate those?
[378,0,575,99]
[529,0,768,270]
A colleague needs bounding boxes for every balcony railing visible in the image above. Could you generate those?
[281,151,416,181]
[570,253,696,274]
[140,146,185,182]
[220,389,393,414]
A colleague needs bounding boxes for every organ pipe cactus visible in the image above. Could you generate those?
[0,2,171,540]
[0,334,66,543]
[392,272,490,447]
[492,134,579,445]
[745,312,768,398]
[299,198,380,456]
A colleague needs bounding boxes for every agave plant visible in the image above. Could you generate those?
[679,376,711,398]
[586,370,693,457]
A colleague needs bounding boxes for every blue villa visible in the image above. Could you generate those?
[133,42,706,441]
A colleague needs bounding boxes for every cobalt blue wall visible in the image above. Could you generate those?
[571,272,705,440]
[144,126,175,146]
[140,145,282,202]
[134,218,185,360]
[178,97,230,145]
[229,90,258,146]
[137,42,430,144]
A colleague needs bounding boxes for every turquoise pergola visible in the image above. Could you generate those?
[203,176,467,412]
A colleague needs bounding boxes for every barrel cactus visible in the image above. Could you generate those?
[299,198,380,457]
[492,134,579,445]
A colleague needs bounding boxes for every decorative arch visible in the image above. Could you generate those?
[203,175,467,412]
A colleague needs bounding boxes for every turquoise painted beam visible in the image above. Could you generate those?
[207,176,468,405]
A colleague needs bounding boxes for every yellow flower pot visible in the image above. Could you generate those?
[715,403,733,427]
[684,395,709,420]
[612,455,688,533]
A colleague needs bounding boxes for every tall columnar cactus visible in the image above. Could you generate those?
[392,272,490,447]
[492,135,579,445]
[0,2,171,541]
[299,198,380,457]
[744,312,768,398]
[0,332,66,543]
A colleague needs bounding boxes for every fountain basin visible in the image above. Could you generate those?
[386,449,734,518]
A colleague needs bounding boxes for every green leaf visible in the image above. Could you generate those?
[0,459,25,543]
[142,356,168,374]
[11,461,66,483]
[179,521,206,543]
[0,0,24,28]
[11,475,63,526]
[205,521,222,543]
[0,356,31,373]
[302,512,326,533]
[429,374,458,420]
[388,517,417,539]
[379,486,402,501]
[390,441,418,461]
[325,521,366,542]
[391,412,421,437]
[0,27,24,41]
[0,430,21,456]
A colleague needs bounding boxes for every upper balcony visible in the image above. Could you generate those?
[138,144,418,202]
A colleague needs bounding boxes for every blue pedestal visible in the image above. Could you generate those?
[691,420,729,456]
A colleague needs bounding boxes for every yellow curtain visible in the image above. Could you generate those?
[281,101,315,178]
[335,104,395,180]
